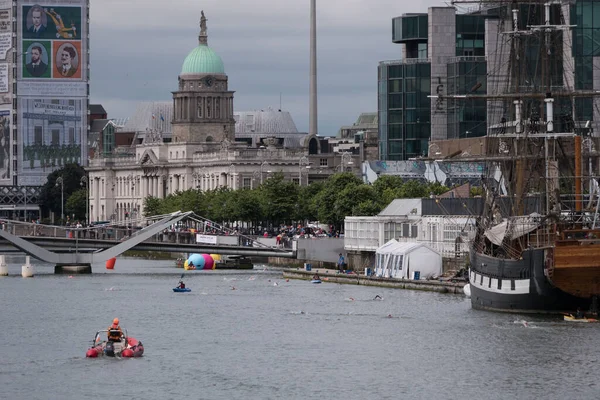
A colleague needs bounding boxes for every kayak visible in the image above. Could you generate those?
[564,315,598,323]
[311,279,321,284]
[173,287,191,292]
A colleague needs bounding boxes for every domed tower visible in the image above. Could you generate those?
[172,11,235,143]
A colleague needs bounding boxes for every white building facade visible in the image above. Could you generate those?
[86,14,360,223]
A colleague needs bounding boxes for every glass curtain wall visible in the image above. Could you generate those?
[572,1,600,123]
[380,61,431,160]
[447,59,487,139]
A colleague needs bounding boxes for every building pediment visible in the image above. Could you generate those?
[139,149,159,166]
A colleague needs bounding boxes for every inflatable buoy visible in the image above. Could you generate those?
[202,254,215,270]
[106,257,116,270]
[187,254,205,269]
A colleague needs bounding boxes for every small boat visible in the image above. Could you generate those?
[173,287,191,292]
[86,329,144,358]
[564,314,598,323]
[311,279,322,284]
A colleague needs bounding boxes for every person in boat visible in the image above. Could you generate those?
[107,318,123,342]
[312,273,320,281]
[576,307,585,319]
[178,280,186,289]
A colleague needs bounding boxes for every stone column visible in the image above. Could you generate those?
[158,176,164,199]
[309,0,318,136]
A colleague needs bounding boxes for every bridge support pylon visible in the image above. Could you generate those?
[0,255,7,276]
[55,264,92,274]
[22,256,33,278]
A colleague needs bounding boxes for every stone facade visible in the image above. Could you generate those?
[172,73,235,143]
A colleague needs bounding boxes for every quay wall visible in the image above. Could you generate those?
[283,269,466,294]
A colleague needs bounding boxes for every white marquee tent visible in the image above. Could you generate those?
[374,239,442,279]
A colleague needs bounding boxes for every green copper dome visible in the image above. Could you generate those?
[181,44,225,75]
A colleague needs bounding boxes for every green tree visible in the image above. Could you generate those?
[296,181,325,222]
[65,189,87,222]
[336,184,378,218]
[231,188,263,224]
[372,175,404,195]
[143,196,162,217]
[470,186,483,197]
[259,172,299,226]
[314,173,363,230]
[38,163,86,219]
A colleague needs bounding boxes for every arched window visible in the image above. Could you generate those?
[308,137,319,154]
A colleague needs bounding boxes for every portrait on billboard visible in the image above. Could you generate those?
[22,41,51,79]
[22,5,81,40]
[0,110,10,180]
[53,42,81,79]
[23,5,47,38]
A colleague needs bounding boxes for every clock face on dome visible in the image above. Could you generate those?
[205,77,214,87]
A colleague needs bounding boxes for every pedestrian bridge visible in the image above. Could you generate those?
[0,211,297,272]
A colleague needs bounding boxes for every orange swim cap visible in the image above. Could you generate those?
[113,318,119,325]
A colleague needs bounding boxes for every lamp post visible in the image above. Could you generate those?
[56,176,64,224]
[260,161,269,184]
[80,175,89,226]
[299,156,310,185]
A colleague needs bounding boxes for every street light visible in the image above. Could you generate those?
[80,175,89,226]
[299,156,310,185]
[55,176,64,224]
[260,161,269,184]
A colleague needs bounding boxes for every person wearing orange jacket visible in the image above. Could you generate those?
[107,318,123,342]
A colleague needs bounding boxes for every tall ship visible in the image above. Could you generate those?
[448,0,600,313]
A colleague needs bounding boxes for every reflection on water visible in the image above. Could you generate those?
[0,258,598,400]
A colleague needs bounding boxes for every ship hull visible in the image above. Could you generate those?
[469,248,590,313]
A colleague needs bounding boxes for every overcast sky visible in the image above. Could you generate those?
[90,0,445,135]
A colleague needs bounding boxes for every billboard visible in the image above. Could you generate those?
[0,3,10,185]
[0,108,10,181]
[17,2,88,186]
[18,98,85,185]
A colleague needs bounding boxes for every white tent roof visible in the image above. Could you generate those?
[376,239,434,255]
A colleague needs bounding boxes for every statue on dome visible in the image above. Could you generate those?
[200,11,207,35]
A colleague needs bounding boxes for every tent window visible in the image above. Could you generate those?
[397,255,403,270]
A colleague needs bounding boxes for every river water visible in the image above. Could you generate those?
[0,258,597,400]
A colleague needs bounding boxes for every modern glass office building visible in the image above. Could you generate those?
[378,8,489,160]
[379,2,600,161]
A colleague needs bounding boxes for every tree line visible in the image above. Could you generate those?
[143,172,450,231]
[37,165,453,229]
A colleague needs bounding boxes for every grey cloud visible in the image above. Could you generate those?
[90,0,441,135]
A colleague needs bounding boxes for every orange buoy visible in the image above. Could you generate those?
[106,257,116,270]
